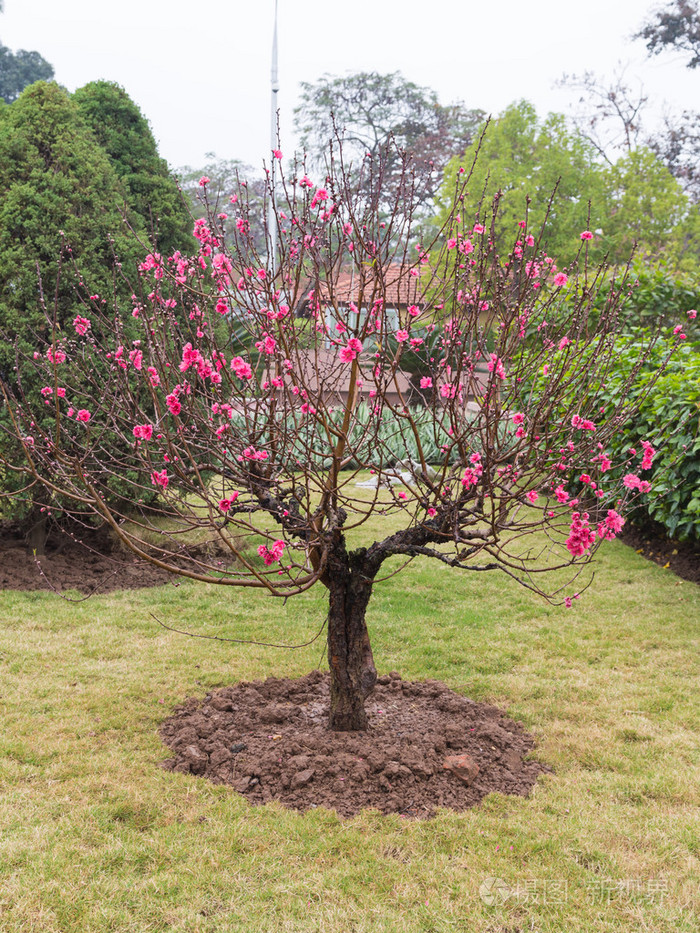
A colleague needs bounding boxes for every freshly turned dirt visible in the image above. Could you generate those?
[159,671,550,819]
[0,521,183,594]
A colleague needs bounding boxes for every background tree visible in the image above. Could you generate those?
[0,82,163,546]
[0,43,54,104]
[437,101,608,265]
[636,0,700,67]
[178,153,268,255]
[0,149,674,730]
[294,71,484,215]
[73,81,192,256]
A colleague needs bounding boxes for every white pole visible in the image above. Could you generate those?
[269,0,279,274]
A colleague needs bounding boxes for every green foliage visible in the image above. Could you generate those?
[595,334,700,542]
[72,81,192,255]
[586,262,700,338]
[0,42,54,104]
[603,147,699,268]
[438,102,700,270]
[0,82,150,527]
[523,329,700,543]
[438,101,607,264]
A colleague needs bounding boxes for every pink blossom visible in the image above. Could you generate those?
[231,357,253,380]
[641,441,655,470]
[73,315,91,335]
[447,238,457,250]
[408,304,420,318]
[166,394,181,416]
[623,473,641,490]
[566,511,594,556]
[299,175,312,188]
[396,329,409,343]
[239,446,268,462]
[133,424,153,440]
[526,489,539,504]
[256,335,276,355]
[180,343,202,372]
[553,273,568,288]
[40,386,52,397]
[420,377,433,389]
[76,409,91,422]
[688,309,697,319]
[46,346,66,364]
[147,366,160,387]
[598,508,625,541]
[272,149,283,159]
[554,485,570,504]
[139,252,164,278]
[310,188,329,209]
[511,412,525,425]
[398,492,407,500]
[219,492,239,512]
[427,507,437,517]
[198,176,210,187]
[564,597,573,608]
[440,383,458,399]
[258,540,286,566]
[129,348,143,371]
[487,353,506,379]
[151,469,169,489]
[580,230,593,240]
[473,223,485,235]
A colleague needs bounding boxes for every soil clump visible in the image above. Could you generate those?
[159,670,550,819]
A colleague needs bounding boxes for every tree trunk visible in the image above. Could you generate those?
[25,507,48,557]
[326,548,377,731]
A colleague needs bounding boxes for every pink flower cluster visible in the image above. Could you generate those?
[258,540,286,566]
[231,356,253,380]
[461,453,483,489]
[641,441,655,470]
[623,473,651,493]
[73,315,91,335]
[339,338,363,362]
[487,353,506,379]
[132,424,153,441]
[151,469,168,489]
[571,414,596,431]
[219,491,239,512]
[238,446,268,462]
[566,511,595,556]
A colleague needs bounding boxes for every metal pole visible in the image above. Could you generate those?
[269,0,279,274]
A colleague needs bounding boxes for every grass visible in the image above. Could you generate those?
[0,481,698,932]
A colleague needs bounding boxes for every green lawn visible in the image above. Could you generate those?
[0,518,698,931]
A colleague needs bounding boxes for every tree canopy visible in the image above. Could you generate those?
[294,71,485,214]
[437,101,607,264]
[636,0,700,68]
[73,81,192,255]
[436,100,700,270]
[0,82,173,537]
[0,42,54,104]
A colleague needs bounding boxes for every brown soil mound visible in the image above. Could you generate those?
[159,671,550,819]
[0,521,180,594]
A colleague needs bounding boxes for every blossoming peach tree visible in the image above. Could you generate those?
[0,150,675,730]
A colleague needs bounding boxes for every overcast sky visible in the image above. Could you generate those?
[2,0,697,172]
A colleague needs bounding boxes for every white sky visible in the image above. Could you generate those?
[2,0,698,172]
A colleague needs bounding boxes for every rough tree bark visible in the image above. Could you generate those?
[325,541,378,731]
